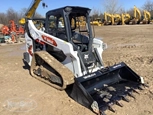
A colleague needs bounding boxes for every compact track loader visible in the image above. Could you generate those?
[23,6,147,115]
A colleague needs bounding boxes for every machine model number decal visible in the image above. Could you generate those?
[83,73,96,79]
[42,35,57,46]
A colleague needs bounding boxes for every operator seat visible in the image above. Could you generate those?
[72,32,89,52]
[72,32,89,44]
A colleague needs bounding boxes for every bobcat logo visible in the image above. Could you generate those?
[84,54,89,60]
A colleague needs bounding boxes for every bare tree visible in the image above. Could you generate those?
[19,8,43,18]
[0,13,7,25]
[127,8,134,17]
[99,13,104,19]
[0,8,19,25]
[90,8,100,20]
[102,0,123,14]
[0,7,43,26]
[6,8,20,24]
[142,0,153,11]
[19,8,27,19]
[142,0,153,18]
[33,12,44,18]
[119,8,126,14]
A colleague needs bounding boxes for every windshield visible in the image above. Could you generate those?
[69,14,90,44]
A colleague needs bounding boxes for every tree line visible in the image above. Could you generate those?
[0,8,43,25]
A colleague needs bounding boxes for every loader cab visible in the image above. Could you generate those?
[45,6,93,52]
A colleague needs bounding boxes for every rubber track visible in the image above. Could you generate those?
[30,51,74,90]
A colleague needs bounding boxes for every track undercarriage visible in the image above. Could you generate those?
[30,51,74,90]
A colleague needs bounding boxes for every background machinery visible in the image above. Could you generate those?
[121,13,131,25]
[0,20,25,43]
[76,16,86,27]
[19,0,47,25]
[90,18,103,26]
[23,5,146,115]
[129,6,141,24]
[9,20,25,42]
[113,14,121,25]
[9,20,24,35]
[142,10,151,24]
[103,12,114,25]
[0,24,10,43]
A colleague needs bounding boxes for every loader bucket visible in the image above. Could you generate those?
[70,62,146,115]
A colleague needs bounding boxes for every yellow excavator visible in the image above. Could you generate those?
[141,10,151,24]
[103,12,114,25]
[129,6,141,24]
[19,0,47,25]
[76,16,86,27]
[121,13,131,25]
[113,14,121,25]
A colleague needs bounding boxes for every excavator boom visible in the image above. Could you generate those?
[104,12,114,25]
[19,0,46,25]
[129,6,141,24]
[121,13,131,25]
[134,6,141,20]
[113,14,121,25]
[142,10,151,24]
[25,0,41,18]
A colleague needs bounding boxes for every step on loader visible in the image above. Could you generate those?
[23,6,147,115]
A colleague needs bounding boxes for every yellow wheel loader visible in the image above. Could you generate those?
[23,6,147,115]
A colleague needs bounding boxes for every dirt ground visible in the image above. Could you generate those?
[0,25,153,115]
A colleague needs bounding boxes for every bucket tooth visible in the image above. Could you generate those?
[127,92,135,99]
[142,83,149,88]
[108,104,116,113]
[100,111,106,115]
[120,95,130,102]
[138,85,144,90]
[131,88,140,94]
[114,100,123,107]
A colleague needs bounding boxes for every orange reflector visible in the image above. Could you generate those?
[28,45,33,56]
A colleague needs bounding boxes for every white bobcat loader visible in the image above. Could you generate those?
[23,6,147,115]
